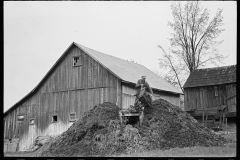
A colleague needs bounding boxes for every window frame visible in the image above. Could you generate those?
[69,112,77,122]
[72,55,82,67]
[17,115,25,121]
[29,118,35,125]
[52,115,58,123]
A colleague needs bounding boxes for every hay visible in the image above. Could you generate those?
[40,99,229,157]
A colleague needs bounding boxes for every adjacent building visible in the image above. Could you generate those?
[183,65,236,125]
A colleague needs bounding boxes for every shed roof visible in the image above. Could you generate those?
[183,65,236,88]
[75,43,182,94]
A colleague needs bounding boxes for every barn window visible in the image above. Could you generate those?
[214,86,218,97]
[17,115,24,121]
[69,112,76,122]
[73,56,82,67]
[29,119,35,125]
[52,115,58,123]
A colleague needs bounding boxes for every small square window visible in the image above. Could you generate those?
[52,115,58,123]
[73,56,82,67]
[17,115,24,121]
[69,112,76,122]
[29,119,35,125]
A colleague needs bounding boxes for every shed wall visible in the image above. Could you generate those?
[184,83,236,113]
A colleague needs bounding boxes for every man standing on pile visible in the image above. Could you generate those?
[135,75,153,104]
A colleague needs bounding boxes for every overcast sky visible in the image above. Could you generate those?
[4,1,236,112]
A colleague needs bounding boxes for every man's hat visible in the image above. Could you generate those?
[142,75,146,78]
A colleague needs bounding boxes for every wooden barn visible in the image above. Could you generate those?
[4,42,182,151]
[183,65,236,127]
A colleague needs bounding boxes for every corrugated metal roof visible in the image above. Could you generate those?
[75,43,182,94]
[183,65,236,88]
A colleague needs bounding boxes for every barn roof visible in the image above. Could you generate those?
[4,42,181,116]
[75,43,182,94]
[183,65,236,88]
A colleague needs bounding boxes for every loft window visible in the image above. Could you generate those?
[69,112,76,122]
[214,86,218,97]
[73,56,82,67]
[17,115,24,121]
[52,115,58,123]
[29,119,35,125]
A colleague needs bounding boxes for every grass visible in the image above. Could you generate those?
[5,142,236,157]
[117,143,236,157]
[117,132,236,157]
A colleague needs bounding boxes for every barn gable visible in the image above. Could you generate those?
[5,42,182,116]
[4,43,122,151]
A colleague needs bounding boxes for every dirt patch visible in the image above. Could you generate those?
[40,99,230,157]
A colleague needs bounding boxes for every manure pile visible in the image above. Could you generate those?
[40,99,229,157]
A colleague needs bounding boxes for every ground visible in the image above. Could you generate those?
[4,131,236,157]
[118,132,236,157]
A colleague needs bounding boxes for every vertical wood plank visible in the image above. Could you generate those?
[79,90,82,118]
[62,60,65,91]
[97,62,100,88]
[82,89,86,117]
[202,110,205,125]
[99,65,103,87]
[93,60,95,88]
[88,57,91,88]
[67,91,70,125]
[83,52,86,89]
[85,54,89,109]
[80,50,83,89]
[91,59,94,88]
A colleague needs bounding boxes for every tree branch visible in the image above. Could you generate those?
[158,45,184,93]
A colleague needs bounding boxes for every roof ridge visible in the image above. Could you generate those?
[75,42,144,67]
[194,64,236,71]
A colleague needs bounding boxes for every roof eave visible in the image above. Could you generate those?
[121,80,183,95]
[184,81,237,89]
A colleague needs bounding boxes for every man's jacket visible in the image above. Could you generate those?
[135,79,153,94]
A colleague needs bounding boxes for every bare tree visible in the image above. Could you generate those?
[159,1,226,91]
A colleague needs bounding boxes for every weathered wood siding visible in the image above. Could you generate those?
[225,84,236,112]
[4,45,121,151]
[184,83,236,113]
[4,94,39,150]
[152,89,180,107]
[122,85,136,109]
[122,83,180,109]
